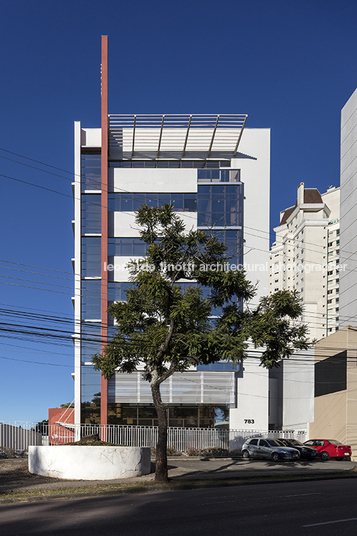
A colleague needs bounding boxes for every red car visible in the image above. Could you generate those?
[303,439,352,461]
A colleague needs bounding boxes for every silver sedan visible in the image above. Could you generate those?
[242,437,300,461]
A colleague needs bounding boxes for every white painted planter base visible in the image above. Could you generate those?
[28,446,151,480]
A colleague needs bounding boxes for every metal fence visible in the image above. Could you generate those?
[0,423,43,451]
[0,422,307,452]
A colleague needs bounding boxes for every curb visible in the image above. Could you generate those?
[1,470,357,504]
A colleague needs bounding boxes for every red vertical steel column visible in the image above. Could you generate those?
[100,35,108,433]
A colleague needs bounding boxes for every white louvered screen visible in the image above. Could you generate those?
[108,371,235,405]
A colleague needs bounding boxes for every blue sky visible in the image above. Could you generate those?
[0,0,356,422]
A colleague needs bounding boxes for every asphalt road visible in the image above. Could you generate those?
[1,478,357,536]
[167,456,355,479]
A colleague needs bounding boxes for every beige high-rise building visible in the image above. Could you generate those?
[270,183,340,341]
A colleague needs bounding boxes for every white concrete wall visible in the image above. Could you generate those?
[110,256,141,282]
[111,211,197,238]
[81,128,101,148]
[340,89,357,328]
[109,168,197,193]
[74,122,82,430]
[29,446,151,480]
[282,349,314,430]
[229,356,269,431]
[232,128,270,302]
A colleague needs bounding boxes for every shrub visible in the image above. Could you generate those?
[184,446,201,457]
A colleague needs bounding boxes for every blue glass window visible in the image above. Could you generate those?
[109,160,230,169]
[81,155,101,191]
[81,366,101,403]
[81,280,101,320]
[81,194,101,234]
[197,169,240,182]
[108,193,197,213]
[197,184,243,227]
[81,323,102,364]
[108,238,147,257]
[81,237,101,277]
[108,282,132,302]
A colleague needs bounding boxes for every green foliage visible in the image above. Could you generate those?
[92,205,310,383]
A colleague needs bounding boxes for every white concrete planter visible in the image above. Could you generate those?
[28,446,151,480]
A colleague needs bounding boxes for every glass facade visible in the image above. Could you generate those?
[109,160,231,169]
[79,154,243,424]
[197,169,240,182]
[80,157,102,420]
[81,237,101,277]
[81,155,101,191]
[108,193,197,213]
[81,194,101,234]
[197,184,243,227]
[107,403,229,428]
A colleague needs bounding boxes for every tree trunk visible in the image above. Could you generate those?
[151,381,169,483]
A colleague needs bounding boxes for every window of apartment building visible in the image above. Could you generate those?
[336,297,339,303]
[327,290,333,295]
[336,229,340,236]
[328,242,333,247]
[327,299,333,304]
[327,270,333,276]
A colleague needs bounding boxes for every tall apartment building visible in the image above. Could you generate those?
[270,182,340,340]
[340,89,357,329]
[73,37,271,431]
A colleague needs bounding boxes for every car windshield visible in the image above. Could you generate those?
[267,440,282,447]
[328,440,343,445]
[288,439,302,446]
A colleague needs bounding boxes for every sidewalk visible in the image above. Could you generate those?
[0,457,356,500]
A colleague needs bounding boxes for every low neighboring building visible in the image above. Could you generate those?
[48,407,74,445]
[309,326,357,453]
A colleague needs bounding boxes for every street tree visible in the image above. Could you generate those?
[92,204,309,482]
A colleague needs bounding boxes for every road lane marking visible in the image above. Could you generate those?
[303,517,357,527]
[284,493,321,498]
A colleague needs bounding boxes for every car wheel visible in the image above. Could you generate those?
[321,451,330,461]
[242,450,249,459]
[271,452,280,462]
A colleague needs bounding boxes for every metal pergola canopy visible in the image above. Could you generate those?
[108,114,248,163]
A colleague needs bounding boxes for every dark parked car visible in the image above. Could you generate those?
[241,437,300,461]
[277,438,317,460]
[303,439,352,461]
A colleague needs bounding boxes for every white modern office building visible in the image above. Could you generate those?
[72,36,272,431]
[340,89,357,329]
[270,182,340,341]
